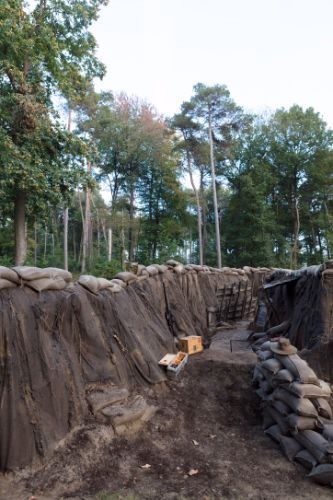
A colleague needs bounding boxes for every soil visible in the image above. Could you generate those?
[1,323,332,500]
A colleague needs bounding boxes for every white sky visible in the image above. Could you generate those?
[92,0,333,126]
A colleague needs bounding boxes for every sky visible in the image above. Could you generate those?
[91,0,333,126]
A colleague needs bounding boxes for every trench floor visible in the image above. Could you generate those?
[1,322,332,499]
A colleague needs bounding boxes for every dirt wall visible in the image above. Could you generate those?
[0,265,266,471]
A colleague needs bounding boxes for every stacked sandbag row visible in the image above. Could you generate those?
[253,338,333,488]
[0,266,72,292]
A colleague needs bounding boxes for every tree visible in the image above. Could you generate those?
[0,0,108,264]
[179,83,245,268]
[263,106,333,268]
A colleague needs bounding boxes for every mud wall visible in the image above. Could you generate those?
[0,265,267,471]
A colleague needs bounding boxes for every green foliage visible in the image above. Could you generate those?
[90,258,122,279]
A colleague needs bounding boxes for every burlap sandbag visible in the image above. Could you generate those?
[286,413,319,432]
[293,430,333,463]
[287,381,331,399]
[0,266,20,284]
[261,358,282,374]
[145,265,159,276]
[252,365,264,384]
[78,275,100,294]
[314,398,333,420]
[96,277,114,290]
[108,284,123,293]
[279,435,303,461]
[115,271,137,283]
[257,350,274,362]
[0,278,17,290]
[294,449,318,470]
[271,400,290,417]
[166,259,181,267]
[13,266,51,281]
[265,406,290,434]
[43,267,72,281]
[264,424,283,443]
[273,388,318,418]
[308,464,333,487]
[263,408,276,430]
[110,279,127,288]
[273,369,294,385]
[322,425,333,442]
[275,354,320,386]
[27,277,67,292]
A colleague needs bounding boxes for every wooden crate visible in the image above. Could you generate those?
[178,336,203,355]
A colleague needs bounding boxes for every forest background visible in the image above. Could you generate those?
[1,1,333,277]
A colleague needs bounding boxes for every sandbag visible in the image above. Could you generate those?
[314,398,333,420]
[260,380,273,394]
[263,408,275,430]
[173,264,185,274]
[308,464,333,487]
[264,424,282,443]
[293,430,333,463]
[108,284,123,293]
[115,271,137,283]
[257,350,273,362]
[0,279,17,290]
[0,266,20,284]
[78,275,100,294]
[273,388,318,418]
[261,358,282,374]
[252,365,264,384]
[273,369,294,385]
[260,340,275,351]
[286,413,319,432]
[166,259,181,267]
[294,449,318,470]
[110,279,127,288]
[43,267,72,281]
[145,265,159,276]
[286,381,331,399]
[26,277,67,292]
[322,425,333,441]
[96,277,114,290]
[265,406,290,434]
[13,266,51,281]
[271,400,290,417]
[276,354,320,386]
[279,435,303,461]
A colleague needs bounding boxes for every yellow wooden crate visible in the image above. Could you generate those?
[178,336,203,355]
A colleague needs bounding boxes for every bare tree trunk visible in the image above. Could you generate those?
[291,191,300,269]
[186,150,203,266]
[44,225,48,260]
[34,220,38,266]
[208,107,222,269]
[14,191,27,265]
[128,184,135,262]
[63,207,68,270]
[63,104,71,270]
[81,161,91,273]
[108,228,112,261]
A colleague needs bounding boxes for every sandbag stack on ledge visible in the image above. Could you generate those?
[253,337,333,487]
[0,265,72,292]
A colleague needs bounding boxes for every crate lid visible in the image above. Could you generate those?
[158,353,177,366]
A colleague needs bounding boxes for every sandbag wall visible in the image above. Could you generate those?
[253,341,333,488]
[262,263,333,381]
[0,262,266,471]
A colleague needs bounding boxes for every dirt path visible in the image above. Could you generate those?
[1,324,332,499]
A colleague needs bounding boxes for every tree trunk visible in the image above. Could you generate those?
[208,107,222,269]
[108,228,113,261]
[186,150,203,266]
[63,207,68,270]
[81,161,91,273]
[291,188,300,269]
[128,183,135,261]
[63,104,72,270]
[14,191,27,265]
